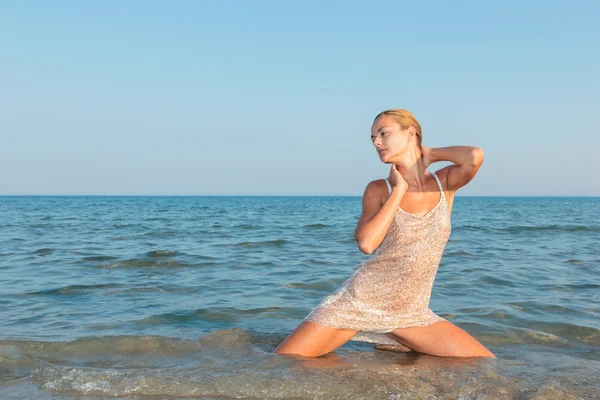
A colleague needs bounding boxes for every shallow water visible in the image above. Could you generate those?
[1,195,598,399]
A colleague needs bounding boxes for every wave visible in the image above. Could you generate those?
[304,223,329,229]
[20,283,126,296]
[454,224,600,233]
[133,307,296,325]
[217,239,291,248]
[0,328,597,398]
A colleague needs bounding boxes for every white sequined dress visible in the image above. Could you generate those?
[303,171,450,345]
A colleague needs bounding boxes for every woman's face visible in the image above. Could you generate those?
[371,115,413,163]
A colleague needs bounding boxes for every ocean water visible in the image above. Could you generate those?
[0,195,598,399]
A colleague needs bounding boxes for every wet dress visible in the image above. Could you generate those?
[302,171,451,345]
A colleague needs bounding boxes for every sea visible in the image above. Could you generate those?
[0,195,598,399]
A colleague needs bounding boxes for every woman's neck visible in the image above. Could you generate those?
[393,148,428,189]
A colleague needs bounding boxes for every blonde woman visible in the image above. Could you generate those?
[275,109,496,359]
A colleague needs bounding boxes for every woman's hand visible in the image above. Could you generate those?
[421,145,433,168]
[388,164,408,192]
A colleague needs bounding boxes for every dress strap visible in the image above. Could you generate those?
[430,171,445,198]
[384,178,392,194]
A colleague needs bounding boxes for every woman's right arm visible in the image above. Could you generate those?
[354,180,406,255]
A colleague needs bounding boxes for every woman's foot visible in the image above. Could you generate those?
[373,343,413,353]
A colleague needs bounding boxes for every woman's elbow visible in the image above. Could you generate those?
[356,239,374,255]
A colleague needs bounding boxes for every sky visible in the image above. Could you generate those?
[1,1,598,196]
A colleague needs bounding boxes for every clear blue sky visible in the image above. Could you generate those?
[1,1,598,195]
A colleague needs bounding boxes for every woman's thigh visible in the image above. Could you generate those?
[274,321,360,357]
[388,321,496,358]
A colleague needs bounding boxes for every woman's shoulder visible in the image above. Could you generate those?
[431,168,447,190]
[362,179,389,206]
[432,168,456,212]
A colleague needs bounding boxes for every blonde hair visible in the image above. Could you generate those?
[373,109,423,156]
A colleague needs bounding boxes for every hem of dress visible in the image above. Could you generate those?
[303,314,448,345]
[352,316,448,345]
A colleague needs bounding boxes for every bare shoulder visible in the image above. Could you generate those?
[355,179,388,237]
[363,179,388,205]
[433,168,456,213]
[376,178,392,205]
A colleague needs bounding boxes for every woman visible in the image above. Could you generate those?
[275,109,496,359]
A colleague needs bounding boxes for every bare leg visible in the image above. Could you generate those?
[388,321,496,358]
[274,321,360,357]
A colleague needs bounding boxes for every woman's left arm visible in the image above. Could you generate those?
[422,146,484,192]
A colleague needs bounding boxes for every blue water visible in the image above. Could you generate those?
[0,196,598,399]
